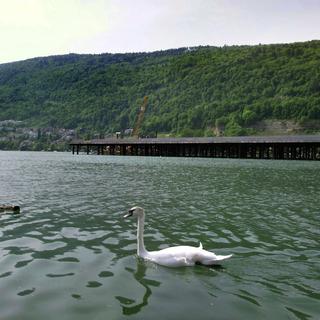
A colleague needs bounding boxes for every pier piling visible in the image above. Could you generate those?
[70,136,320,160]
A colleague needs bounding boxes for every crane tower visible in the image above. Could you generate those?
[132,96,148,138]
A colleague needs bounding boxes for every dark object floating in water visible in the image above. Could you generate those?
[0,205,20,214]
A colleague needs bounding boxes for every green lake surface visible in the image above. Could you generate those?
[0,151,319,320]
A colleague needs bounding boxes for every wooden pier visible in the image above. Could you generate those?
[70,135,320,160]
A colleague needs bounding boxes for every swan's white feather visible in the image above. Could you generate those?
[145,245,232,267]
[125,206,232,267]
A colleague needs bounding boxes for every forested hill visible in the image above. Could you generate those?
[0,40,320,138]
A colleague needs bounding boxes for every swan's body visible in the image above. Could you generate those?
[124,206,232,267]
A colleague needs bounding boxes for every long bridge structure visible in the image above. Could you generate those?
[70,135,320,160]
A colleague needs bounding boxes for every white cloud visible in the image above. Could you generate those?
[0,0,319,63]
[0,0,110,62]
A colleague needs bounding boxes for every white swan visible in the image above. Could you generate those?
[124,206,232,267]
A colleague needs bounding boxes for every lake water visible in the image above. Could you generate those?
[0,151,319,320]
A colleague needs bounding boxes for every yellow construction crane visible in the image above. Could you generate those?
[132,96,148,138]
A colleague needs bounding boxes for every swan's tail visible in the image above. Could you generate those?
[199,242,203,250]
[216,254,233,261]
[198,251,233,265]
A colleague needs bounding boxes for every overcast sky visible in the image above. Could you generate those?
[0,0,319,64]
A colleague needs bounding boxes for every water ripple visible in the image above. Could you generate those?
[0,152,319,320]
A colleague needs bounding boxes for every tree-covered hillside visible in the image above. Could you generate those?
[0,41,319,139]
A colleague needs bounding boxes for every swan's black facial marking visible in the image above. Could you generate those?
[124,208,134,218]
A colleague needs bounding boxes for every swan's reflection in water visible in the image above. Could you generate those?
[115,260,161,315]
[115,260,225,316]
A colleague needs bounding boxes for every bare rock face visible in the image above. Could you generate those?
[249,120,320,135]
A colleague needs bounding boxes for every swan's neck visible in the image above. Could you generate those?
[137,213,148,257]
